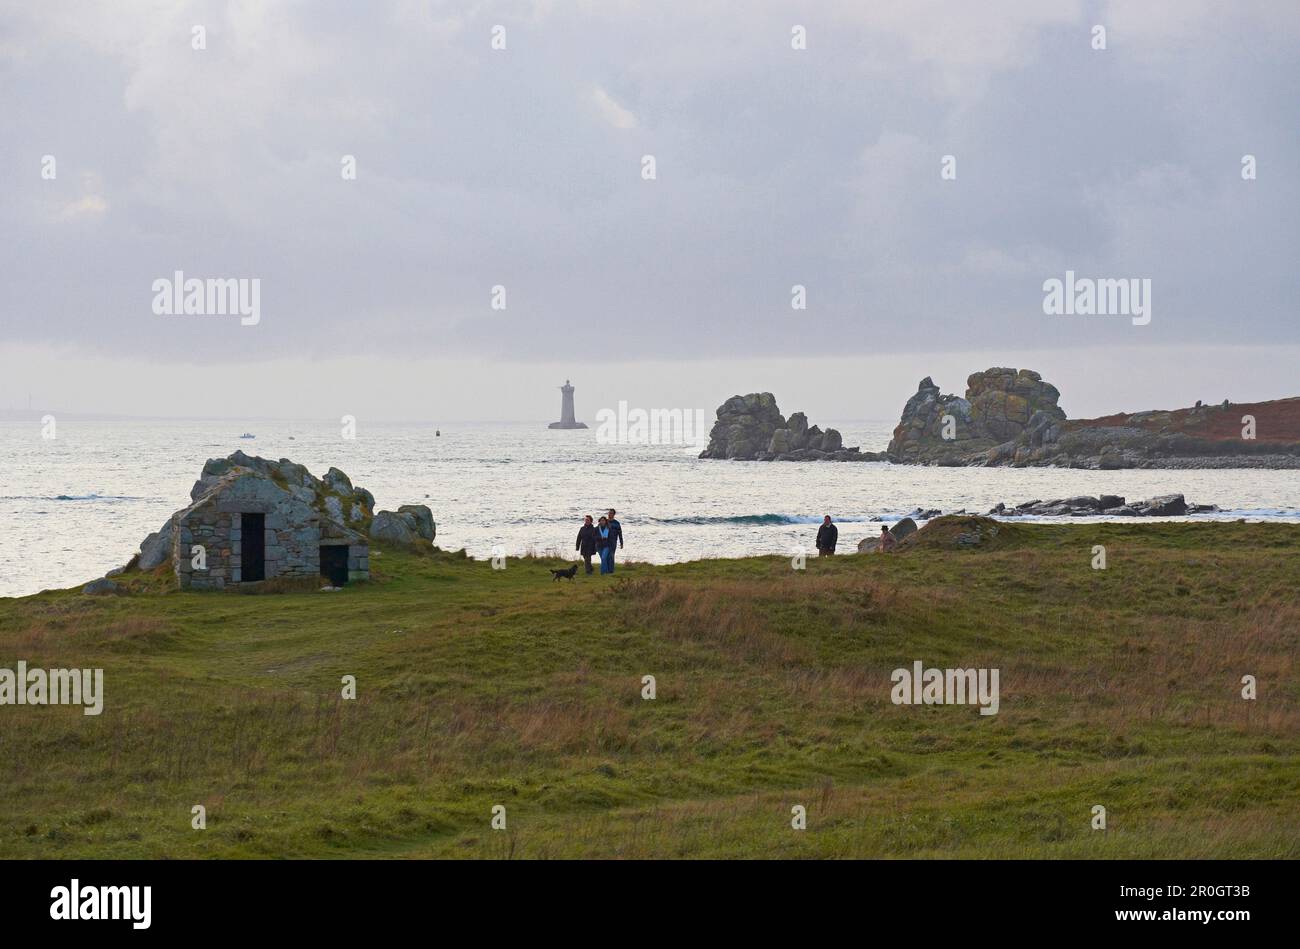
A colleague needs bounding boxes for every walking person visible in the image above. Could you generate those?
[576,515,599,575]
[604,509,624,573]
[816,515,838,557]
[596,516,614,575]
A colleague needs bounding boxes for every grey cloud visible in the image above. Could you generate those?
[1,0,1297,367]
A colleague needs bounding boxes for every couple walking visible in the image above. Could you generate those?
[575,509,624,575]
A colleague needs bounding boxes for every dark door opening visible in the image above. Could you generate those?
[241,513,265,582]
[320,545,349,586]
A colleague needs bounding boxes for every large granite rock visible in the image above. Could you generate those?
[887,369,1065,465]
[701,394,884,462]
[368,504,436,547]
[370,510,418,546]
[699,393,787,460]
[397,504,436,542]
[138,520,174,570]
[967,368,1064,442]
[1133,494,1189,516]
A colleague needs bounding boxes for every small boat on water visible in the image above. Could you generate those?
[239,433,255,439]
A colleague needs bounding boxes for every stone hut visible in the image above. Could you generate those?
[93,451,436,596]
[173,469,369,590]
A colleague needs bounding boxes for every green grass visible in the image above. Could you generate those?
[1,519,1297,859]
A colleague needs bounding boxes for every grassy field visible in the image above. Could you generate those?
[1,517,1297,859]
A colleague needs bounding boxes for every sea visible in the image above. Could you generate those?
[2,417,1298,598]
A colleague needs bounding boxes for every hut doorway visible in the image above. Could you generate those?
[241,513,266,582]
[320,545,349,586]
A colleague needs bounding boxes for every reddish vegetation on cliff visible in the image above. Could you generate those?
[1068,397,1300,445]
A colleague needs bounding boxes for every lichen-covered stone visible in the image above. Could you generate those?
[82,576,119,595]
[702,394,883,462]
[397,504,436,542]
[887,368,1066,465]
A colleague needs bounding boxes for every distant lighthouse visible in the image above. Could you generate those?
[548,379,588,429]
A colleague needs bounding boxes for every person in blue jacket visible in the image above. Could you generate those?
[596,516,614,574]
[604,509,624,572]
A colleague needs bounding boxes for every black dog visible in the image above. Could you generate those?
[550,564,578,581]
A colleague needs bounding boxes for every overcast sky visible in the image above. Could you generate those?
[2,0,1297,421]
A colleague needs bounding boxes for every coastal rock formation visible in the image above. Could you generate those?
[887,370,1300,469]
[887,369,1065,465]
[398,504,436,542]
[699,394,886,462]
[986,493,1217,518]
[699,393,786,459]
[369,505,436,546]
[370,511,417,546]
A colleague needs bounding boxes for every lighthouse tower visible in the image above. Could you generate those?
[548,379,589,429]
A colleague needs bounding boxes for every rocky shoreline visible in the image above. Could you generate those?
[988,493,1218,518]
[869,494,1220,521]
[699,367,1300,469]
[864,494,1218,525]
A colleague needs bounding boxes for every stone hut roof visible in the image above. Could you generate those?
[179,467,366,545]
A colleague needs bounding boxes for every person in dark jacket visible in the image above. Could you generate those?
[816,515,838,556]
[575,515,599,574]
[605,509,624,572]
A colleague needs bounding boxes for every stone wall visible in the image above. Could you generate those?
[343,543,369,584]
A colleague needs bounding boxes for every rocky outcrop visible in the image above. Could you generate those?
[370,511,418,546]
[985,493,1218,517]
[700,394,886,462]
[397,505,436,542]
[82,577,119,595]
[137,521,173,570]
[370,505,436,546]
[888,371,1300,469]
[699,394,786,459]
[887,369,1065,465]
